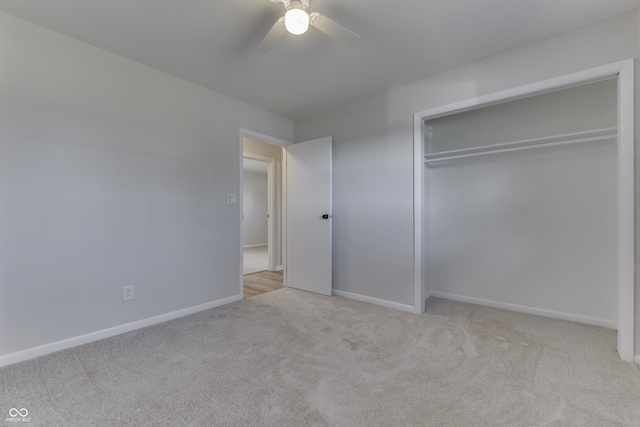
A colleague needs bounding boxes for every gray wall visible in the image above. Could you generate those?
[295,12,639,347]
[0,11,292,359]
[243,170,268,247]
[296,95,416,306]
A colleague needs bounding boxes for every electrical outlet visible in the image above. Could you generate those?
[123,285,135,301]
[226,194,237,205]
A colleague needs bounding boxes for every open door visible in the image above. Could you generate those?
[286,137,332,295]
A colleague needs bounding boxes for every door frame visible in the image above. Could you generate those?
[413,59,635,362]
[239,129,290,297]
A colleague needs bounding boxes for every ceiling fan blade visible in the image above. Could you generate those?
[310,13,359,47]
[257,17,285,53]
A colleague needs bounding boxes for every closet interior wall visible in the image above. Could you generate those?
[423,79,618,327]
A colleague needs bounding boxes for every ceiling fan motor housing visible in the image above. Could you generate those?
[282,0,310,11]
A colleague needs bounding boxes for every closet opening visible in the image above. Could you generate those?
[413,60,634,362]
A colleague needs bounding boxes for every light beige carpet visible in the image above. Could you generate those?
[243,245,268,275]
[1,289,639,426]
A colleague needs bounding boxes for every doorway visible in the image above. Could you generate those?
[242,158,269,275]
[241,132,286,298]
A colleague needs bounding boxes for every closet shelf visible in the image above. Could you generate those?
[424,127,617,165]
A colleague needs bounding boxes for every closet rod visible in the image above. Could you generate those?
[425,127,616,159]
[424,128,617,165]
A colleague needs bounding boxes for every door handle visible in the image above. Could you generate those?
[321,214,331,220]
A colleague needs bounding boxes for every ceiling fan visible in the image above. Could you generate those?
[257,0,360,53]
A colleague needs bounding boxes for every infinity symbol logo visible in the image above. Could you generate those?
[9,408,28,417]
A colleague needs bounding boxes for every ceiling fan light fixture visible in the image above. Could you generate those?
[256,0,359,52]
[284,7,309,35]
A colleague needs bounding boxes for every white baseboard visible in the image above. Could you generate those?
[275,265,283,271]
[0,294,242,368]
[243,244,267,249]
[333,289,416,314]
[634,355,640,365]
[423,291,432,303]
[425,291,617,330]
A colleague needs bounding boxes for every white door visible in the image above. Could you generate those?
[286,137,332,295]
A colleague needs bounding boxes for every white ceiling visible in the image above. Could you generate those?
[0,0,638,120]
